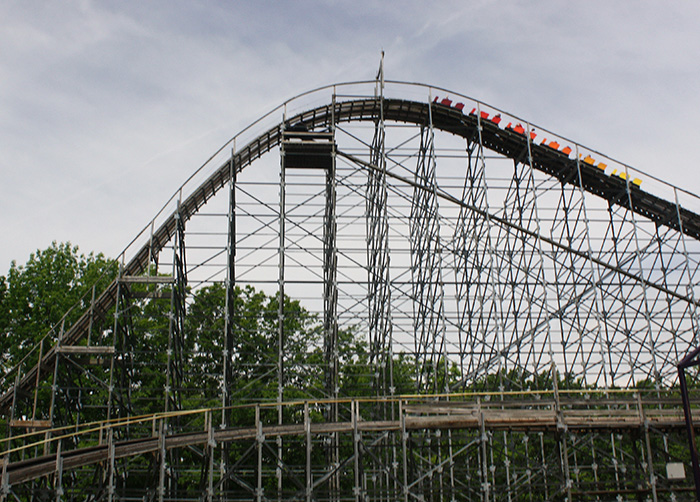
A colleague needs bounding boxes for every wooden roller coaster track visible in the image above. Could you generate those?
[2,96,700,415]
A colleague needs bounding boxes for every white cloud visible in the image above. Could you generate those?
[1,0,700,271]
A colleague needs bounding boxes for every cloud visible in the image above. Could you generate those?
[1,0,700,272]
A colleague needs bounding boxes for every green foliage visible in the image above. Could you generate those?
[125,276,173,414]
[183,283,325,407]
[0,241,117,371]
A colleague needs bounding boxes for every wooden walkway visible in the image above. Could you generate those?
[2,398,697,487]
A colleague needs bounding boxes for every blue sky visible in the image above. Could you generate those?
[2,0,700,272]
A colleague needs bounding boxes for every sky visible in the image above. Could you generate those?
[2,0,700,274]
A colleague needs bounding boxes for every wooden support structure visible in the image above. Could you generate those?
[3,83,700,501]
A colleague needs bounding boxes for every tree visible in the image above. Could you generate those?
[0,241,117,372]
[182,283,325,408]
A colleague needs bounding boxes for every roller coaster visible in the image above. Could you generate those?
[2,77,700,501]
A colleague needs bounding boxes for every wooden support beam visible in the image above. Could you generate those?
[9,419,51,429]
[56,346,115,355]
[119,276,174,284]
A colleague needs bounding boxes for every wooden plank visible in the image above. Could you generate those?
[57,346,115,355]
[119,275,173,284]
[10,420,51,429]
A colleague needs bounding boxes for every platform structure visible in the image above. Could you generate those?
[2,79,700,501]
